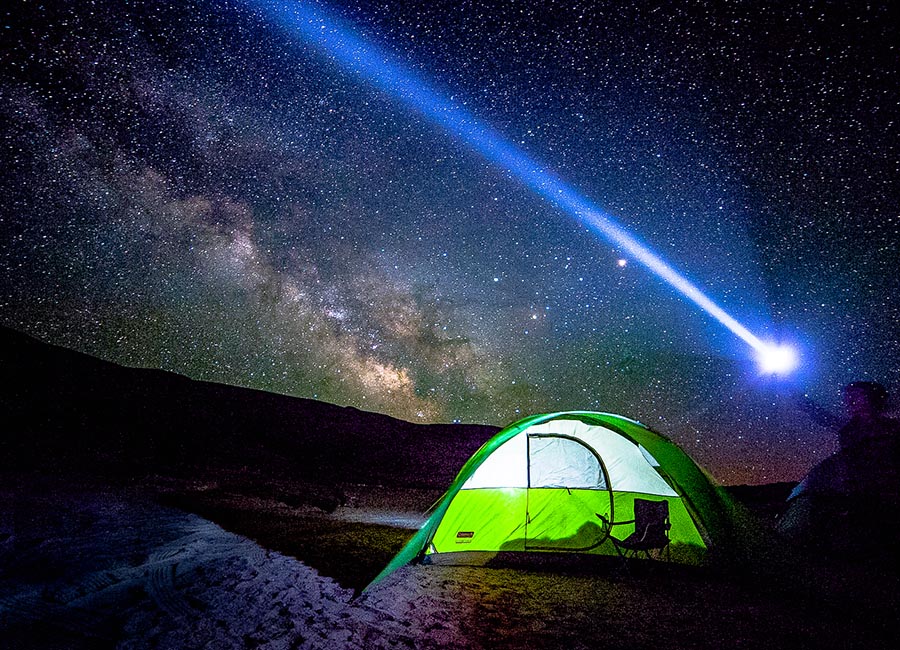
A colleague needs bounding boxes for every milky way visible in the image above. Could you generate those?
[2,0,898,483]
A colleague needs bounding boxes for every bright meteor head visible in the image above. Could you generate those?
[756,343,799,375]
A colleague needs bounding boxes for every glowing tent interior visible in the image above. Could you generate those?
[367,411,745,589]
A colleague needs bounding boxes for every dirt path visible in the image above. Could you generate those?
[0,481,356,648]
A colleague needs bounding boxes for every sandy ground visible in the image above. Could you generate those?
[1,476,897,649]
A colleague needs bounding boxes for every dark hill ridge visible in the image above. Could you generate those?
[0,325,498,489]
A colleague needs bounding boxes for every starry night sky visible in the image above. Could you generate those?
[2,0,898,484]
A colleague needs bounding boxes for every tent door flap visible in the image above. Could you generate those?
[524,433,612,551]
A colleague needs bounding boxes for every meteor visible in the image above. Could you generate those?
[246,0,799,374]
[757,343,799,376]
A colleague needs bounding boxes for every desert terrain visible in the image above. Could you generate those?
[2,327,898,648]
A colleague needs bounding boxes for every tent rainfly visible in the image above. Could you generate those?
[367,411,744,589]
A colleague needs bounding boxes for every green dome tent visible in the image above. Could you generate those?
[367,411,746,590]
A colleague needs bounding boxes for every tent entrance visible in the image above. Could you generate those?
[524,433,613,551]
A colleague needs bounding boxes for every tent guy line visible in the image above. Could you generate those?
[244,0,800,376]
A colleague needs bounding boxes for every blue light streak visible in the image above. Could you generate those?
[246,0,796,369]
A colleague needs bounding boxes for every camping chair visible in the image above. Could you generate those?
[597,498,671,561]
